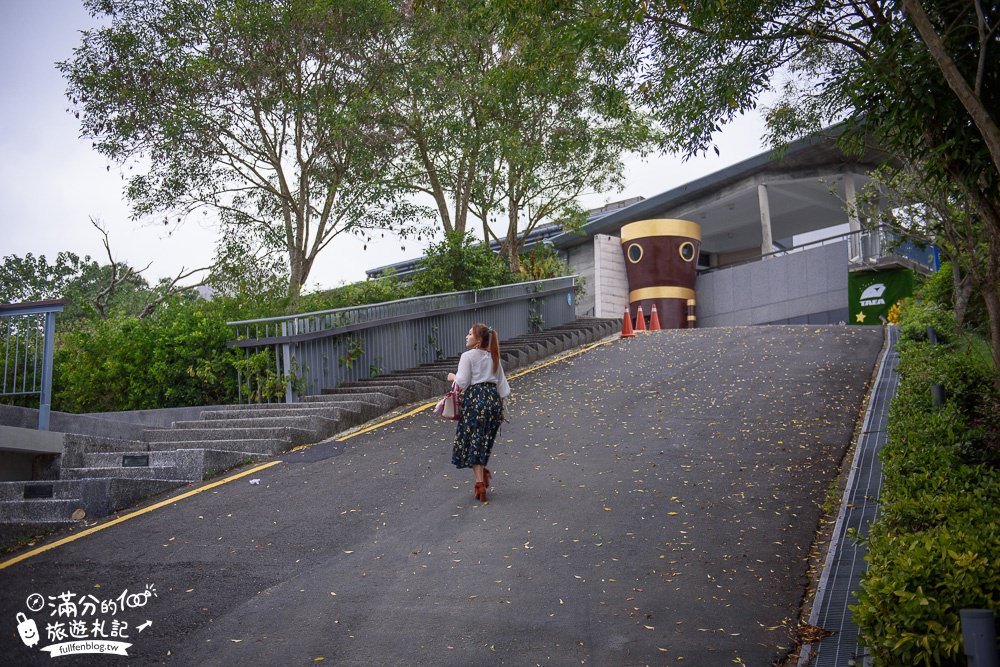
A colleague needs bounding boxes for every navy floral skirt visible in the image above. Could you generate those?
[452,382,502,469]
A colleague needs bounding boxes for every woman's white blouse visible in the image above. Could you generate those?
[454,348,511,398]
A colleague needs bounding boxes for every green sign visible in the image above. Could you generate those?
[848,269,914,325]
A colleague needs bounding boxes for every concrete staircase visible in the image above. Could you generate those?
[0,318,619,548]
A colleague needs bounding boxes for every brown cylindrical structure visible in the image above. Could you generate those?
[620,219,701,329]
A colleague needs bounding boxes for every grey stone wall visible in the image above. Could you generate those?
[593,234,628,319]
[566,243,596,316]
[695,241,849,327]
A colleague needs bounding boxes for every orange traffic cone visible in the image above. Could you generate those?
[620,307,635,338]
[649,304,662,331]
[635,305,647,332]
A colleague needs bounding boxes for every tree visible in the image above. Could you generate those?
[482,2,654,271]
[410,231,513,294]
[615,0,1000,379]
[390,0,655,271]
[2,218,205,323]
[387,0,500,238]
[61,0,424,307]
[204,223,290,319]
[857,164,994,337]
[0,252,86,306]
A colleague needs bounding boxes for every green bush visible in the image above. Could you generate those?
[296,270,416,313]
[411,231,514,294]
[517,243,571,281]
[853,306,1000,664]
[898,298,956,344]
[53,301,240,413]
[857,521,1000,665]
[915,261,990,336]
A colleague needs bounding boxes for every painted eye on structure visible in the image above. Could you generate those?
[678,242,696,262]
[626,243,643,263]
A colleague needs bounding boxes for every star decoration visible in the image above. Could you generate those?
[856,311,866,323]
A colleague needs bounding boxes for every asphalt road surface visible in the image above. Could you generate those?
[1,325,884,666]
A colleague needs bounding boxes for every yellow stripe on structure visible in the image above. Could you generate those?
[620,219,701,243]
[687,316,697,321]
[629,286,696,302]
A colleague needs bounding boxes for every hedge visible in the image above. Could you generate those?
[853,303,1000,665]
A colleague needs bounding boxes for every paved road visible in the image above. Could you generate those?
[1,325,883,666]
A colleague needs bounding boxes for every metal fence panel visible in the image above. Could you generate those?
[0,300,65,430]
[227,277,577,402]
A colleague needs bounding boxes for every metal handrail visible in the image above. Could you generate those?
[226,277,579,403]
[697,225,937,275]
[1,299,65,430]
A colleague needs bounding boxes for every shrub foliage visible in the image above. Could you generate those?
[853,300,1000,665]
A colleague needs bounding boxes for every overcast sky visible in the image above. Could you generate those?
[1,0,770,293]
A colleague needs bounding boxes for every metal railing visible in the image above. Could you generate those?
[227,277,578,403]
[698,225,939,275]
[850,226,939,272]
[1,299,64,430]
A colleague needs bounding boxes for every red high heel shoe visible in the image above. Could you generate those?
[484,468,492,488]
[474,482,487,502]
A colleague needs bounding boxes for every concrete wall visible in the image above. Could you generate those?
[0,425,64,482]
[593,234,628,319]
[566,243,596,316]
[695,241,849,327]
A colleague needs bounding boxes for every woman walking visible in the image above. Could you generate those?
[447,322,511,502]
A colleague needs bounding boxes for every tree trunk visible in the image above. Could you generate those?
[414,135,454,234]
[952,260,973,331]
[984,225,1000,389]
[287,248,307,312]
[903,0,1000,186]
[482,216,491,247]
[981,279,1000,390]
[506,188,520,274]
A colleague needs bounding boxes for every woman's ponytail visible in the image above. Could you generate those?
[473,322,501,373]
[487,327,500,373]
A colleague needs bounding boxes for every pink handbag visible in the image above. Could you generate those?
[434,384,462,420]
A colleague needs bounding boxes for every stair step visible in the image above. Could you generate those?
[0,480,82,502]
[143,426,315,444]
[83,450,180,467]
[200,403,363,418]
[61,466,182,481]
[344,378,435,397]
[306,391,402,409]
[137,437,294,456]
[79,448,267,479]
[0,498,87,523]
[172,414,333,430]
[321,385,410,399]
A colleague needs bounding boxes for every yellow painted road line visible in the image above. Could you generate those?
[508,338,612,379]
[335,337,616,442]
[335,401,438,442]
[0,460,282,570]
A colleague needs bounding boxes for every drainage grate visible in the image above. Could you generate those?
[800,326,900,666]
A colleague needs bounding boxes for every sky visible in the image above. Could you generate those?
[0,0,770,293]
